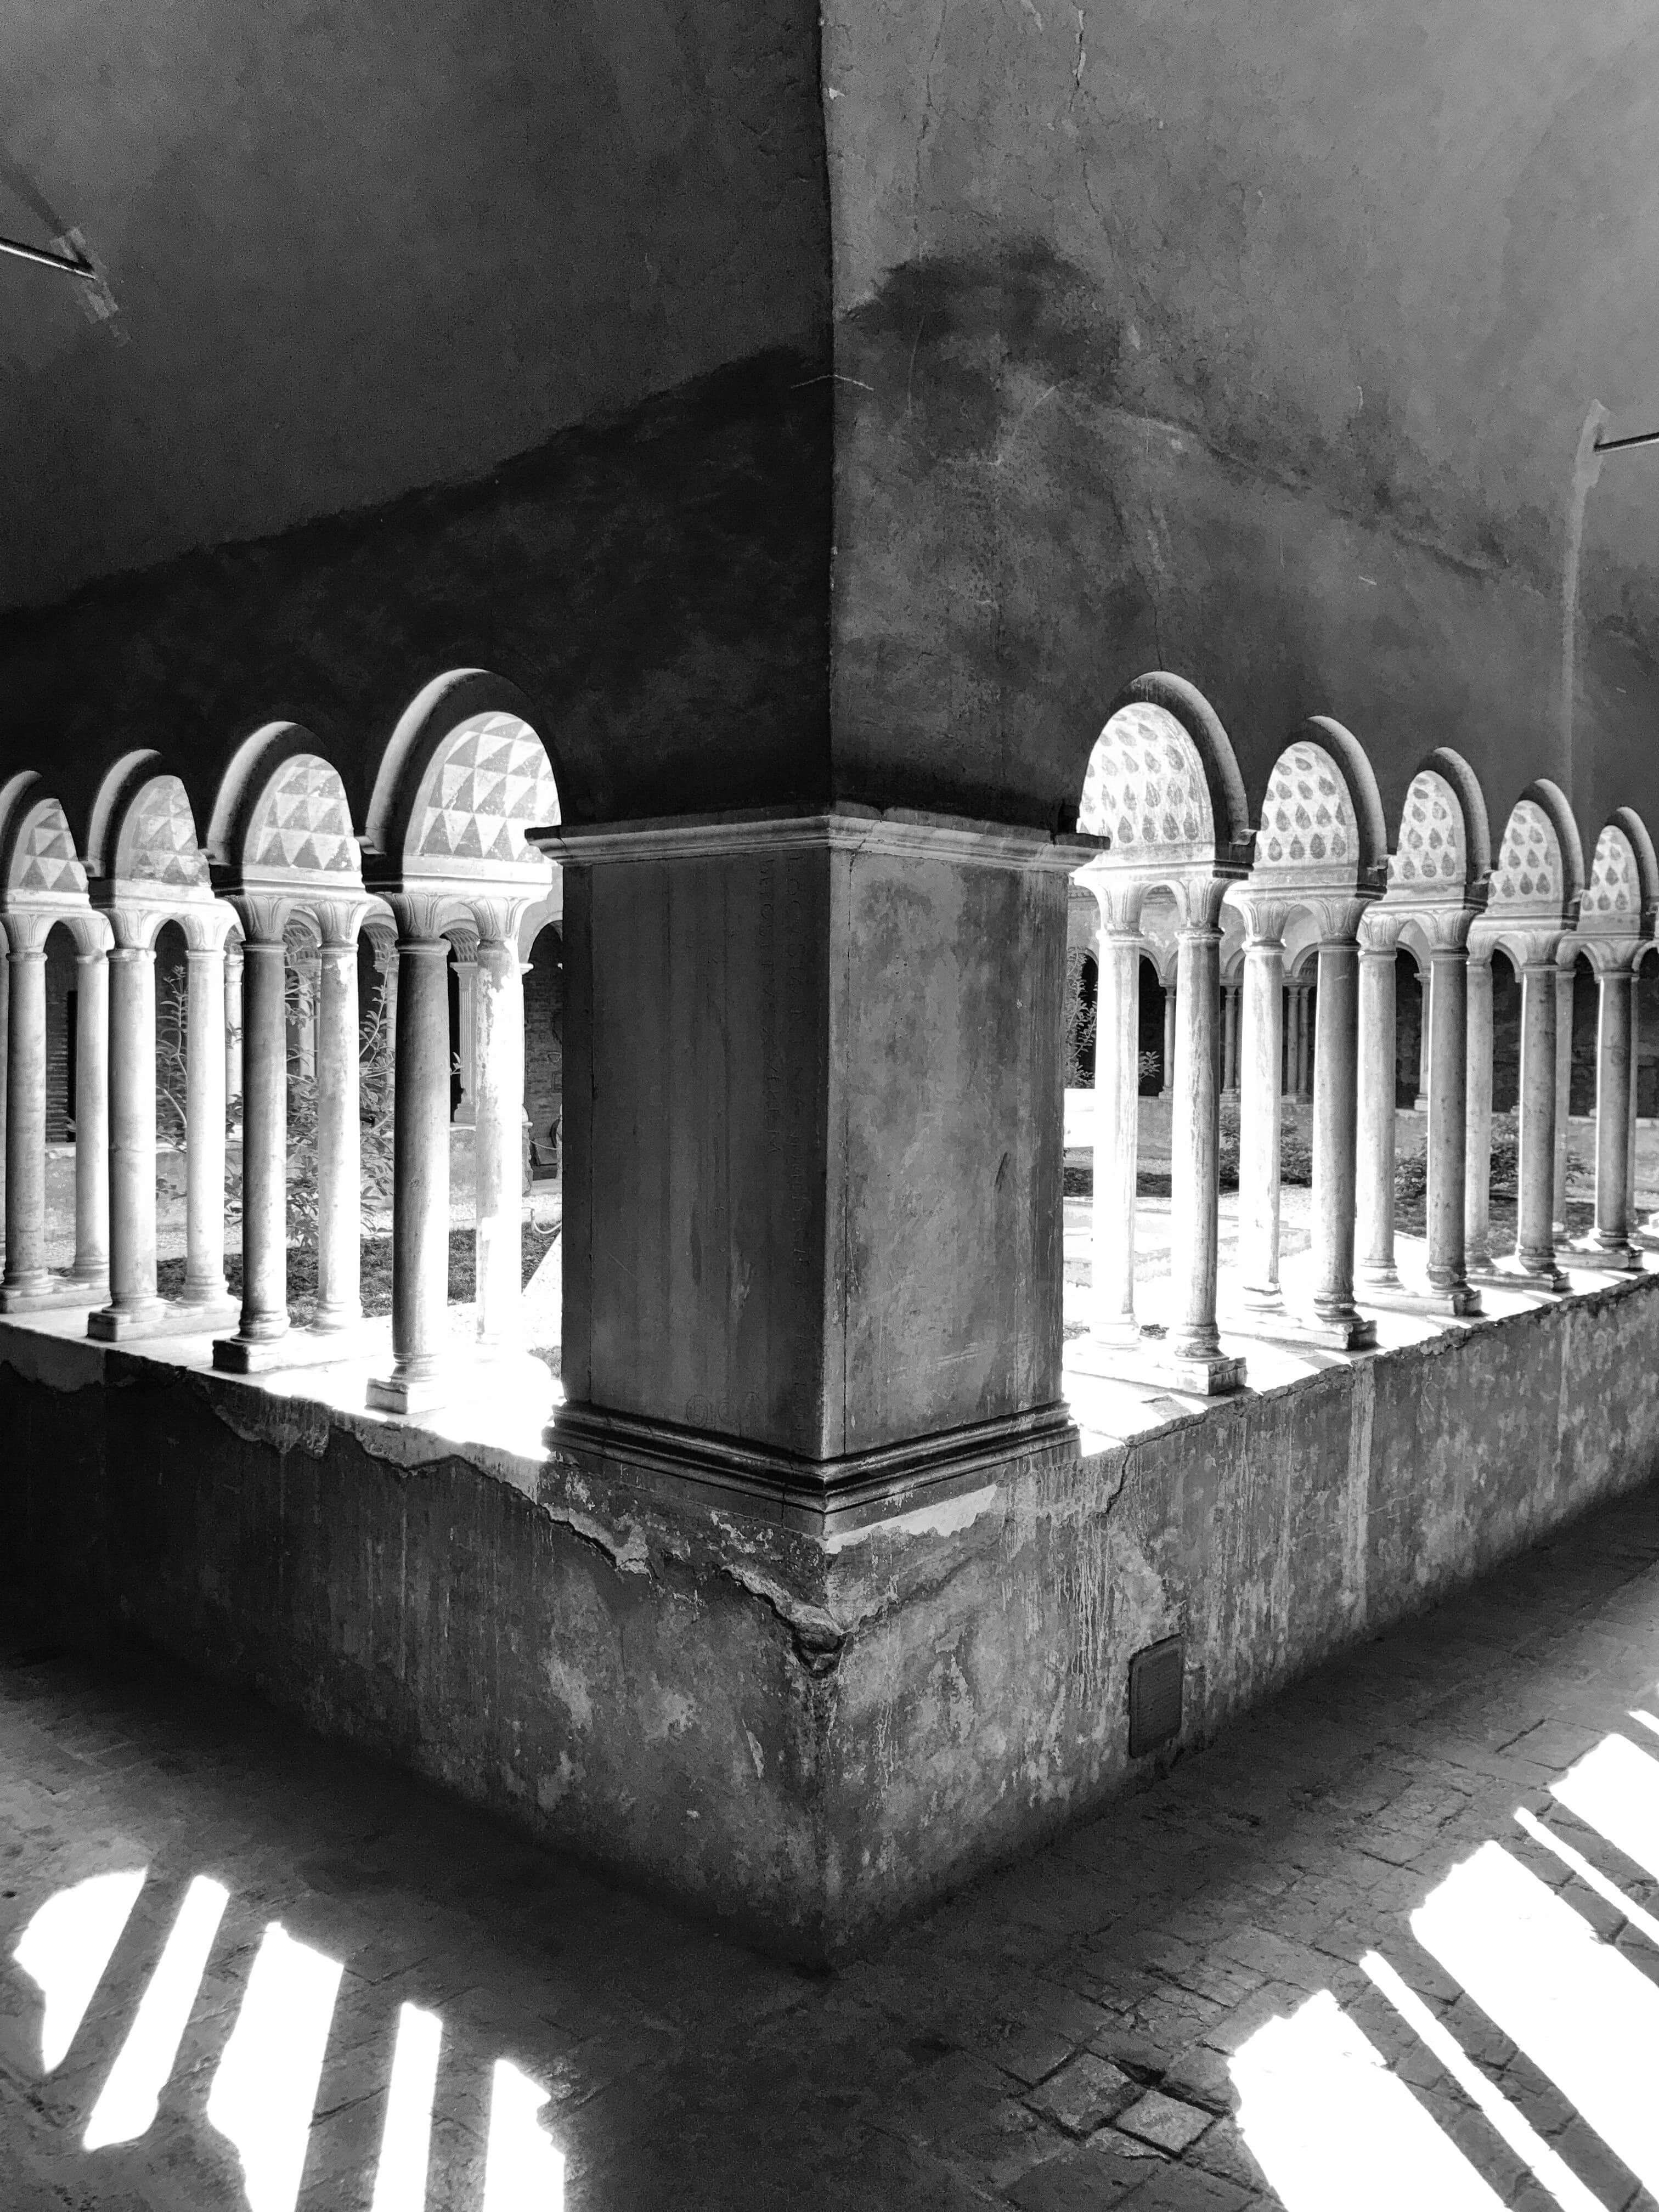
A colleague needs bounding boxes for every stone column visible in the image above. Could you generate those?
[224,940,244,1107]
[1167,916,1244,1392]
[1415,969,1432,1109]
[313,919,363,1331]
[1553,962,1574,1233]
[1160,980,1176,1096]
[453,947,479,1127]
[1590,963,1638,1267]
[1516,953,1567,1288]
[1356,934,1398,1287]
[1295,983,1314,1103]
[1236,917,1285,1310]
[1089,921,1141,1345]
[1309,934,1374,1346]
[71,943,109,1286]
[369,924,453,1414]
[89,926,165,1337]
[1463,951,1494,1274]
[213,934,289,1363]
[475,933,527,1350]
[1285,984,1299,1098]
[182,938,231,1311]
[1,923,50,1305]
[1221,983,1240,1094]
[1425,940,1479,1313]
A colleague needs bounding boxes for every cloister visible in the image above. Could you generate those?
[0,665,1655,1446]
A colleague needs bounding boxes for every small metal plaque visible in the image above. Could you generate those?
[1128,1634,1184,1757]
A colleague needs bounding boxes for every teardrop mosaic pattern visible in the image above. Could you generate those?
[1387,771,1465,893]
[1079,701,1214,851]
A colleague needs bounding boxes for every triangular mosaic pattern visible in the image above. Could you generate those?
[1079,701,1212,852]
[12,799,87,896]
[247,757,358,878]
[1255,741,1355,872]
[1583,823,1640,921]
[1387,770,1465,893]
[1490,798,1564,912]
[412,722,558,867]
[121,776,208,889]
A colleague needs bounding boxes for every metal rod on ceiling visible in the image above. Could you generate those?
[0,232,95,280]
[1593,427,1659,454]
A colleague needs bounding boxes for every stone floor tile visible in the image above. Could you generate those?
[1113,2090,1214,2155]
[1006,2135,1170,2210]
[1121,2164,1259,2210]
[1024,2051,1138,2135]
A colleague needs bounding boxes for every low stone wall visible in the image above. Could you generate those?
[4,1268,1658,1960]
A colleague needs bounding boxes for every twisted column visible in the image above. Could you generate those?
[369,918,453,1414]
[1166,914,1244,1392]
[71,941,109,1287]
[1356,933,1399,1287]
[1463,950,1494,1274]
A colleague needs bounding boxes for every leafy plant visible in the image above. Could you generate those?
[1063,948,1097,1088]
[159,938,397,1256]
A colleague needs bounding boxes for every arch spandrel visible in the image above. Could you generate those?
[1080,699,1216,856]
[9,797,87,902]
[407,712,559,877]
[1074,675,1249,926]
[115,775,211,893]
[1581,821,1642,927]
[1388,770,1468,899]
[244,755,361,886]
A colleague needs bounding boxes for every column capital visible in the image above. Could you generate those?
[1300,893,1372,947]
[1227,887,1294,946]
[1578,935,1644,976]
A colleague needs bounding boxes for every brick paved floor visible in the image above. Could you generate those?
[8,1481,1659,2209]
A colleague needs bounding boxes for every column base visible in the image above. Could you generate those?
[1357,1261,1401,1290]
[88,1299,199,1342]
[1161,1350,1248,1396]
[1363,1282,1482,1319]
[1229,1307,1376,1352]
[1572,1237,1641,1273]
[1499,1254,1571,1295]
[1234,1284,1285,1313]
[213,1321,369,1375]
[367,1365,453,1417]
[0,1273,107,1313]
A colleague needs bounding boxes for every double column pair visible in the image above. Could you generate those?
[367,899,527,1416]
[1354,922,1568,1306]
[214,901,368,1367]
[1233,897,1373,1348]
[1,915,111,1309]
[89,908,239,1338]
[1090,886,1244,1394]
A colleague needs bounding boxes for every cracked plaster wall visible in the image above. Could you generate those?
[821,2,1659,849]
[5,1267,1659,1959]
